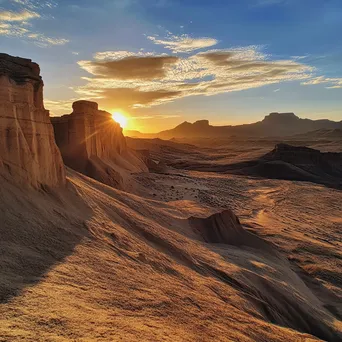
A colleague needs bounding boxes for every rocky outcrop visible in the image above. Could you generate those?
[189,209,277,255]
[222,144,342,188]
[263,143,342,166]
[51,101,147,189]
[0,53,65,188]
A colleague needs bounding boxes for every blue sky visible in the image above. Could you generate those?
[1,0,342,131]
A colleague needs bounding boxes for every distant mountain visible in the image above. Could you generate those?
[155,113,342,139]
[123,129,154,138]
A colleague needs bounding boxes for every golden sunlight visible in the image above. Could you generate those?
[112,111,128,128]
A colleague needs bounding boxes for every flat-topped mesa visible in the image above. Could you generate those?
[0,53,65,188]
[263,112,299,123]
[52,101,146,189]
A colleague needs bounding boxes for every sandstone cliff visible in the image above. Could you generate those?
[51,101,147,189]
[0,53,65,188]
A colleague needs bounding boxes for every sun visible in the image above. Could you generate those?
[112,111,128,129]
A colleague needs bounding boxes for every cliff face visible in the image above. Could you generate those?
[264,143,342,170]
[0,53,65,188]
[52,101,147,189]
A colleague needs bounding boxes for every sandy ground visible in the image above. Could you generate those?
[1,138,342,341]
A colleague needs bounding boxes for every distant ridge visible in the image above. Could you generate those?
[293,128,342,140]
[125,112,342,139]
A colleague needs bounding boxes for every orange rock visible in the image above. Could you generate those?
[0,53,65,188]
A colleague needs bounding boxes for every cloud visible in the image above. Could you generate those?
[291,55,309,60]
[94,51,155,60]
[78,55,179,80]
[0,9,39,21]
[77,87,182,109]
[253,0,288,7]
[44,99,76,115]
[147,33,218,53]
[302,76,342,89]
[28,33,69,46]
[0,3,68,47]
[0,22,28,36]
[10,0,57,10]
[75,45,314,110]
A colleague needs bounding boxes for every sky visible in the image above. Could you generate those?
[1,0,342,132]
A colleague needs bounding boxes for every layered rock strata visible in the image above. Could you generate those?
[52,101,147,188]
[0,53,65,188]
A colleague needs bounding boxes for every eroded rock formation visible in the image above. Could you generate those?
[0,53,65,188]
[222,144,342,188]
[52,101,147,189]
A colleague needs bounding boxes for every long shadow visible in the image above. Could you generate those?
[169,158,342,191]
[0,179,92,303]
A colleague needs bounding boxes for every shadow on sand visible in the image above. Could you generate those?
[0,179,92,303]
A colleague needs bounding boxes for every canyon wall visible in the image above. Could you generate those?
[52,101,147,189]
[0,53,65,188]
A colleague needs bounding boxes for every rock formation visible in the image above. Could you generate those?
[222,144,342,188]
[51,101,147,189]
[189,209,277,255]
[0,53,65,188]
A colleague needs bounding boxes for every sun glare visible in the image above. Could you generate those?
[112,111,128,128]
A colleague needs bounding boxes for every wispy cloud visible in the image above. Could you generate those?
[27,33,69,47]
[302,76,342,89]
[253,0,288,7]
[74,43,314,110]
[147,33,218,53]
[45,99,76,115]
[0,22,28,36]
[10,0,57,10]
[291,55,309,60]
[0,1,68,47]
[0,9,40,21]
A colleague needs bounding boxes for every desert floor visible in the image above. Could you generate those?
[1,138,341,341]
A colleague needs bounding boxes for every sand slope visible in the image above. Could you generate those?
[1,170,341,341]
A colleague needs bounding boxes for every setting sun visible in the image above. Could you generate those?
[112,111,128,129]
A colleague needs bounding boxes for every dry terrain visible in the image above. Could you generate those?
[1,137,342,341]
